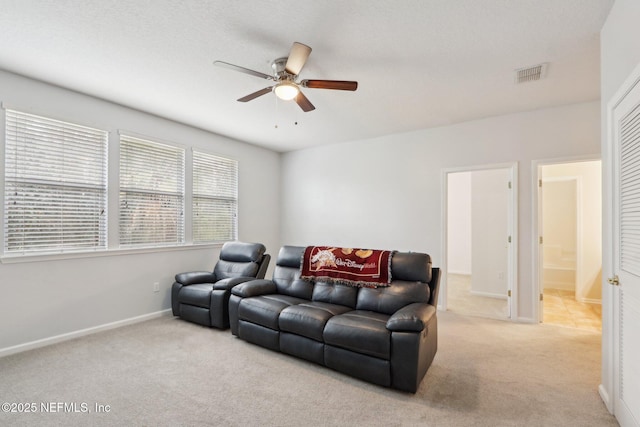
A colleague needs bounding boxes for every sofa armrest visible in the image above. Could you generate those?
[174,271,216,286]
[386,303,436,332]
[231,279,277,297]
[213,276,257,291]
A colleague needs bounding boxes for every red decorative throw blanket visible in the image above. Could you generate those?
[300,246,394,288]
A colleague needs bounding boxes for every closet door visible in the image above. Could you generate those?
[612,77,640,427]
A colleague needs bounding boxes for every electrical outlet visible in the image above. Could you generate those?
[153,282,160,293]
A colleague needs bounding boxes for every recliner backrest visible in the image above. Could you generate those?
[271,246,313,299]
[213,241,267,280]
[391,252,432,283]
[312,280,358,308]
[355,252,432,314]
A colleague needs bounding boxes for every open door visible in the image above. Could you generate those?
[536,162,602,330]
[443,164,517,320]
[610,69,640,427]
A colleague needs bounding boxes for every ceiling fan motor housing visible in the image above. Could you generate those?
[272,57,293,78]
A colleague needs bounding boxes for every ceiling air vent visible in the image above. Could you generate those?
[515,63,548,84]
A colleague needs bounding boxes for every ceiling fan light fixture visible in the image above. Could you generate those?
[274,81,300,101]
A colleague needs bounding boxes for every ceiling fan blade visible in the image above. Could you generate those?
[285,42,312,76]
[237,87,273,102]
[301,80,358,91]
[294,91,315,112]
[214,61,275,81]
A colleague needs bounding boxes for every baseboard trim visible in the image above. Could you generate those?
[470,290,508,300]
[577,297,602,305]
[598,384,613,414]
[0,309,172,358]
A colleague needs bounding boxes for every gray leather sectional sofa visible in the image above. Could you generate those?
[229,245,440,393]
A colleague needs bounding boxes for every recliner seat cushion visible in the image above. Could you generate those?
[238,294,307,330]
[177,283,214,308]
[323,310,391,360]
[279,301,352,341]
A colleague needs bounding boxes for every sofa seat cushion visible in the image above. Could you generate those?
[238,294,307,330]
[323,310,391,360]
[279,302,352,342]
[178,283,214,308]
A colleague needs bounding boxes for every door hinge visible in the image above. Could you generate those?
[508,235,512,243]
[540,293,544,301]
[508,181,512,189]
[539,236,543,244]
[539,179,542,187]
[508,290,512,298]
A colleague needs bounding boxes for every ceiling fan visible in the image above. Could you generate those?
[214,42,358,112]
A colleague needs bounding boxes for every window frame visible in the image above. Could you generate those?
[2,108,108,257]
[118,133,186,249]
[0,109,238,264]
[192,149,239,244]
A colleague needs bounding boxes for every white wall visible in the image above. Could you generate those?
[281,101,600,321]
[447,172,471,275]
[600,0,640,414]
[470,169,509,299]
[0,70,281,352]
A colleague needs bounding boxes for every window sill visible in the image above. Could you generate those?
[0,243,223,264]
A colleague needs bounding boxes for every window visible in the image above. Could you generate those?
[3,109,108,255]
[192,151,238,243]
[2,110,236,257]
[119,135,185,247]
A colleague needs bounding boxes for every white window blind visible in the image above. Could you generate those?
[3,109,108,255]
[119,135,185,247]
[193,151,238,243]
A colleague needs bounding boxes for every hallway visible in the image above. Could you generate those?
[543,288,602,332]
[447,274,602,332]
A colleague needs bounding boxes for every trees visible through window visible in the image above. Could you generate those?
[3,109,108,255]
[193,151,238,243]
[2,111,239,256]
[119,135,185,247]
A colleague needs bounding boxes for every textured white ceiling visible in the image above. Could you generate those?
[0,0,614,152]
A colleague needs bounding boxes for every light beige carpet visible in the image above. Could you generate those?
[0,311,617,426]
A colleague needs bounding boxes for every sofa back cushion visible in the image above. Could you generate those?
[355,251,432,314]
[391,252,432,283]
[356,281,430,314]
[272,246,313,299]
[213,241,266,280]
[312,280,358,308]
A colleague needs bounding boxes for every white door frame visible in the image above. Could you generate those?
[440,162,518,319]
[532,157,600,323]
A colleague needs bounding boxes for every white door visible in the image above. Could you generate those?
[611,77,640,427]
[443,165,516,319]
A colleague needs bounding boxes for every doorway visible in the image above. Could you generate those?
[443,165,516,320]
[536,160,602,331]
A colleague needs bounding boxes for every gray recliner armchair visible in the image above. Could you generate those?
[171,241,270,328]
